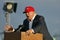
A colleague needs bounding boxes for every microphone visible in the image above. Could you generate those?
[15,25,24,32]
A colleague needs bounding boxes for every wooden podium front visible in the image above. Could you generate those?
[21,32,43,40]
[4,32,43,40]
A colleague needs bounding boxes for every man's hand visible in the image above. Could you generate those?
[4,25,14,32]
[26,29,34,35]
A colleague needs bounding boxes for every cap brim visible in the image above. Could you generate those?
[23,12,26,14]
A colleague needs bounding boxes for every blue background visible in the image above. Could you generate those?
[0,0,60,40]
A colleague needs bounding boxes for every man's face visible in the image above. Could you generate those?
[25,11,34,20]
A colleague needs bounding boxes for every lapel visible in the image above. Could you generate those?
[32,15,39,28]
[24,19,29,29]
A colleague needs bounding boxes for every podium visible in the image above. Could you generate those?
[4,32,21,40]
[4,32,43,40]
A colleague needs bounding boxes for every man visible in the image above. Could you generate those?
[4,6,53,40]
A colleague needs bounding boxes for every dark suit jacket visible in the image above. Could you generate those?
[15,15,53,40]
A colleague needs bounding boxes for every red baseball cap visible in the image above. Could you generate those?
[23,6,35,13]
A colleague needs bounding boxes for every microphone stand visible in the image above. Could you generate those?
[5,12,10,25]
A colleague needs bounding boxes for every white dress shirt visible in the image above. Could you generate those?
[29,14,36,29]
